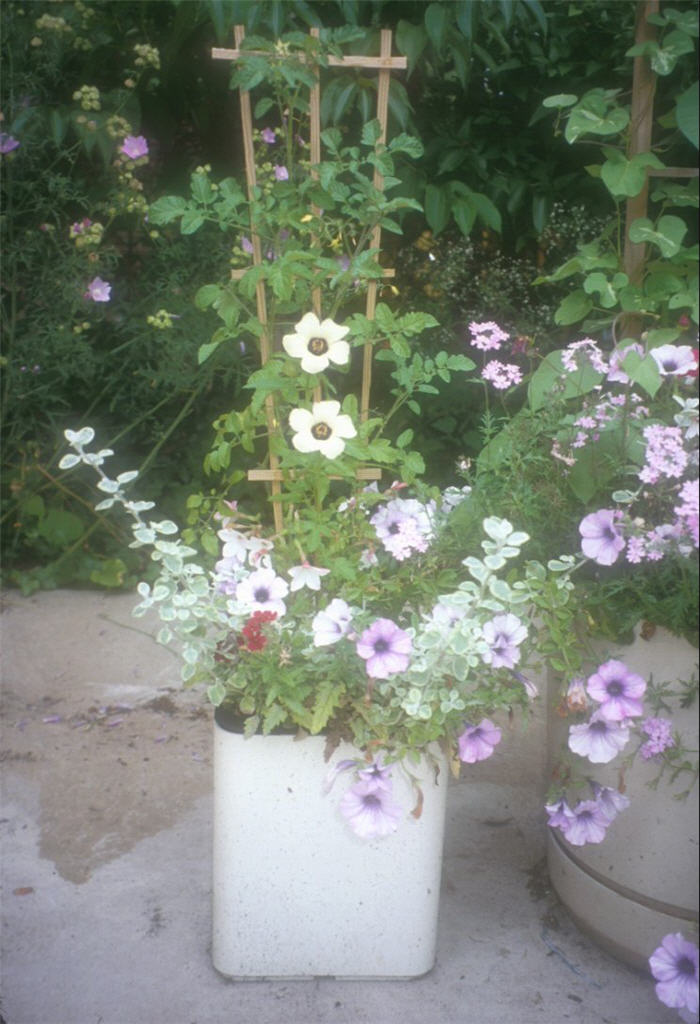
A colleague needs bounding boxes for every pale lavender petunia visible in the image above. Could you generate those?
[559,799,611,845]
[586,659,646,720]
[589,781,630,822]
[261,127,276,144]
[120,134,149,159]
[481,613,527,669]
[545,797,575,830]
[649,933,699,1016]
[356,618,411,678]
[312,598,352,647]
[568,710,630,763]
[457,718,502,763]
[357,758,393,792]
[339,778,403,838]
[579,509,626,565]
[274,165,289,181]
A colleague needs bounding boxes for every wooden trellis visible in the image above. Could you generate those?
[212,28,407,532]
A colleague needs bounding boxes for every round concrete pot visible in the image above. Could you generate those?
[547,624,699,970]
[211,709,449,979]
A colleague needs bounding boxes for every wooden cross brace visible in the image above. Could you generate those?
[212,28,406,531]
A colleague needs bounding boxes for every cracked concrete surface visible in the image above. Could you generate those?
[1,590,680,1024]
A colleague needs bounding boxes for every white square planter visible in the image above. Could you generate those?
[212,713,449,979]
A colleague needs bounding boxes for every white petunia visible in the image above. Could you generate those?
[289,401,356,460]
[288,563,330,592]
[282,312,350,374]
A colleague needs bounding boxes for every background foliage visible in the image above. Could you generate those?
[1,0,697,591]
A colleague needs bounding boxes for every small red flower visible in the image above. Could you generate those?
[239,610,277,652]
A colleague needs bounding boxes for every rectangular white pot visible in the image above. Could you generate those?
[212,713,449,979]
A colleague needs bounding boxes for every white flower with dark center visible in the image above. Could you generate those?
[289,401,356,460]
[282,312,350,374]
[235,567,289,617]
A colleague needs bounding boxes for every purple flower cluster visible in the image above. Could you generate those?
[640,716,675,760]
[482,360,523,390]
[546,782,630,846]
[548,659,650,847]
[469,321,509,351]
[567,659,646,764]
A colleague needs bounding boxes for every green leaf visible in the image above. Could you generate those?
[424,183,451,235]
[89,558,127,588]
[553,289,593,326]
[361,118,382,147]
[190,173,212,205]
[148,195,187,225]
[542,93,578,108]
[676,82,699,149]
[470,192,502,233]
[37,507,85,548]
[424,2,449,53]
[528,350,603,412]
[198,340,221,365]
[651,30,694,75]
[195,284,221,309]
[620,351,662,398]
[452,195,476,236]
[628,215,688,257]
[583,271,629,308]
[600,151,664,198]
[180,210,205,235]
[565,100,629,144]
[396,20,428,76]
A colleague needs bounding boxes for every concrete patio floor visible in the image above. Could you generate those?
[0,589,682,1024]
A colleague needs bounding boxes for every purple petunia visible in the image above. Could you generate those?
[568,711,631,763]
[261,127,276,144]
[339,778,403,838]
[356,618,411,679]
[649,933,699,1016]
[274,165,289,181]
[579,509,626,565]
[457,718,502,763]
[559,799,611,845]
[586,659,646,721]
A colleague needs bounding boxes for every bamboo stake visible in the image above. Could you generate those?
[361,29,393,422]
[234,25,283,532]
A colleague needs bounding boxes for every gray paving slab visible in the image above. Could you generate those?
[0,590,679,1024]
